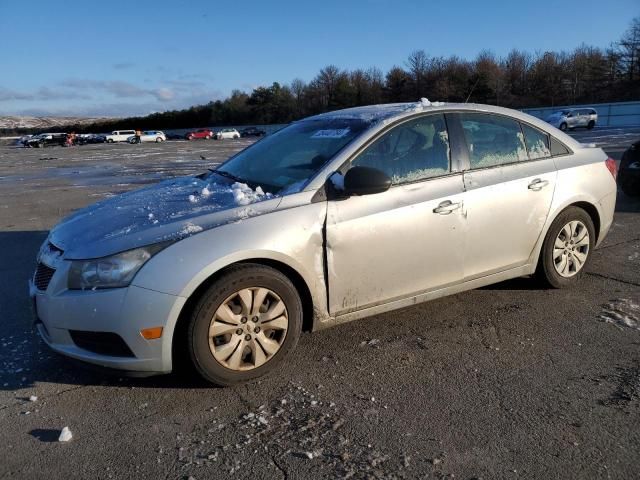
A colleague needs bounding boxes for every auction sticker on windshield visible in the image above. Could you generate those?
[311,128,351,139]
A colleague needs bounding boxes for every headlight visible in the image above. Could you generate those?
[68,243,169,290]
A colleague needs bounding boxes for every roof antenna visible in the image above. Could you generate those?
[465,78,480,103]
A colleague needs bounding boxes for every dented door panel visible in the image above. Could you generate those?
[326,175,466,316]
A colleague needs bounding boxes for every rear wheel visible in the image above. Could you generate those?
[205,135,211,140]
[536,207,594,288]
[187,264,302,386]
[156,137,163,143]
[587,120,595,130]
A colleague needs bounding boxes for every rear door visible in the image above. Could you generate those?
[450,113,557,280]
[326,114,466,315]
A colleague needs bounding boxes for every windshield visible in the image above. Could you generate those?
[212,118,369,193]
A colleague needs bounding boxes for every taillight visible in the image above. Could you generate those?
[605,157,617,179]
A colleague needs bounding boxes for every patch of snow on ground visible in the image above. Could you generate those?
[58,426,73,442]
[599,298,640,331]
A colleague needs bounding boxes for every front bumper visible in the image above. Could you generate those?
[30,273,186,374]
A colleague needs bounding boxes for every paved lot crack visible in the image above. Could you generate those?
[596,237,640,251]
[586,272,640,287]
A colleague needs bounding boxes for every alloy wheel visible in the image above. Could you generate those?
[553,220,590,278]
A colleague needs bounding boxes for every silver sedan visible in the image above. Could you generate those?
[30,101,617,385]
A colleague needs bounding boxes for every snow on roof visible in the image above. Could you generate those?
[305,98,446,125]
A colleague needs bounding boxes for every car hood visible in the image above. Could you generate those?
[49,174,282,259]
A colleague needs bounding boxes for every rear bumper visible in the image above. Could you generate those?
[596,190,617,247]
[30,279,186,374]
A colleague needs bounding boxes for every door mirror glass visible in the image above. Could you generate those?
[343,166,392,196]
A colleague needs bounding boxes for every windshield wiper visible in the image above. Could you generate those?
[209,169,244,183]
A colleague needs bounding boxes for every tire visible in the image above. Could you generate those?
[559,123,568,132]
[187,264,302,386]
[587,121,595,130]
[536,207,595,288]
[107,139,114,143]
[234,135,239,139]
[156,137,163,143]
[205,135,211,140]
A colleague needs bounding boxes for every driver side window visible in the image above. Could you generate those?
[352,114,450,184]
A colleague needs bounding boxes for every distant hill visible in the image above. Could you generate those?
[0,115,110,130]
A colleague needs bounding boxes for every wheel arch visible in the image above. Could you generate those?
[170,258,315,372]
[530,199,602,269]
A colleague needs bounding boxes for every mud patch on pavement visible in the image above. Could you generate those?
[598,298,640,331]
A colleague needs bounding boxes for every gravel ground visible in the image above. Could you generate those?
[0,129,639,479]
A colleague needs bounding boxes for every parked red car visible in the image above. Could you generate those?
[186,129,213,140]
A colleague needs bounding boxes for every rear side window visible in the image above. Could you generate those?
[550,136,570,156]
[459,113,527,169]
[521,124,551,160]
[352,114,450,184]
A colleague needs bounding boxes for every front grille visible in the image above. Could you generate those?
[69,330,135,357]
[34,263,56,291]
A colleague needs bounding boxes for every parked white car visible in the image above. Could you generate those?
[215,128,240,140]
[546,108,597,131]
[127,131,166,143]
[105,130,136,143]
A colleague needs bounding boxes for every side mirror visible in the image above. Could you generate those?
[343,166,392,196]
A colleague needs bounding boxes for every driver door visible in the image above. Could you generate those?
[326,114,466,315]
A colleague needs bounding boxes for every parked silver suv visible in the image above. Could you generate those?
[30,101,617,386]
[546,108,598,131]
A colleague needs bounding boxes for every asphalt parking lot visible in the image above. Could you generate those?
[1,128,639,479]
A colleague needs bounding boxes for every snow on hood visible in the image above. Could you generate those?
[50,175,281,259]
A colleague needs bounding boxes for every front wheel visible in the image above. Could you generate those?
[156,137,163,143]
[536,207,595,288]
[107,138,114,143]
[187,264,302,386]
[559,122,568,131]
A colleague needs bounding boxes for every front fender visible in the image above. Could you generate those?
[132,199,329,323]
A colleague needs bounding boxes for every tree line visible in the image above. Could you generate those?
[5,17,640,136]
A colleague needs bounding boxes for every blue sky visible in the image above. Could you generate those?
[1,0,636,117]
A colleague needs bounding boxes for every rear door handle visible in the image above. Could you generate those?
[433,200,461,215]
[528,179,549,191]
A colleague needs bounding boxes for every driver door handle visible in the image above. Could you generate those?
[528,179,549,191]
[433,200,461,215]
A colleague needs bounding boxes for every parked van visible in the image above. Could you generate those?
[105,130,137,143]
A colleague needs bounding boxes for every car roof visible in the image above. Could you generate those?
[306,99,583,150]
